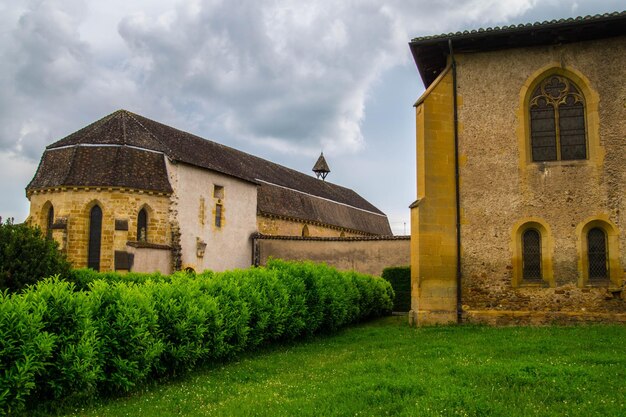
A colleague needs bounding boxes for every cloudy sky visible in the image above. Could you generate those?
[0,0,622,234]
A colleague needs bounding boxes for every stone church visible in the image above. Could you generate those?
[409,12,625,324]
[27,110,391,273]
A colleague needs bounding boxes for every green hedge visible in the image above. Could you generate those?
[0,261,393,415]
[381,266,411,312]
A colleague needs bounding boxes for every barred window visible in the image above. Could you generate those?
[529,75,587,162]
[522,228,542,281]
[587,227,608,280]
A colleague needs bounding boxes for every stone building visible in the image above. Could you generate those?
[27,110,391,273]
[408,13,626,324]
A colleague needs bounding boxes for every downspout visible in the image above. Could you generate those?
[448,39,463,324]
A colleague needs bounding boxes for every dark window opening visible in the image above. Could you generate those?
[529,75,586,162]
[46,205,54,239]
[214,185,224,199]
[88,205,102,271]
[522,228,542,281]
[137,208,148,242]
[302,224,310,237]
[215,204,222,228]
[588,227,608,280]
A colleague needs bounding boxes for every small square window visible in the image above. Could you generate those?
[214,185,224,199]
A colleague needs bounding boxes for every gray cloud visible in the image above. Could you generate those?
[0,0,542,160]
[3,0,620,223]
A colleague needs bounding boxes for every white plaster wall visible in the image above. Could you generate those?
[127,246,172,275]
[168,161,258,272]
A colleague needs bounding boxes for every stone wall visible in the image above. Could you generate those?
[410,68,459,325]
[28,188,171,271]
[454,37,626,323]
[254,235,410,277]
[257,215,365,238]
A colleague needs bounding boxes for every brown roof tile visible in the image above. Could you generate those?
[28,110,390,234]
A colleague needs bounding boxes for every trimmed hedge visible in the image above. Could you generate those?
[0,261,393,415]
[381,266,411,312]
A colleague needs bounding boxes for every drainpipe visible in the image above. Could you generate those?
[448,39,463,324]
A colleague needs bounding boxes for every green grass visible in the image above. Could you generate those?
[45,316,625,417]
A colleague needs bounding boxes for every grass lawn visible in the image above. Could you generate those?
[48,316,625,417]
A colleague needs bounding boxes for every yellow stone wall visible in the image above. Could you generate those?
[456,37,625,320]
[28,188,171,271]
[411,37,626,325]
[410,67,459,325]
[257,215,365,238]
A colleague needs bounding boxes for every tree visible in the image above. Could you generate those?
[0,217,71,293]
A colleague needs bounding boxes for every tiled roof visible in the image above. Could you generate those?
[410,11,626,87]
[257,181,391,235]
[28,145,173,193]
[28,110,391,234]
[252,233,410,241]
[411,11,626,43]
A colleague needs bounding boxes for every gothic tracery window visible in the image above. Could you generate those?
[529,75,587,162]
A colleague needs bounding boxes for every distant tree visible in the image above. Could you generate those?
[0,217,71,293]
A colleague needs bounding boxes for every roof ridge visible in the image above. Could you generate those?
[410,10,626,43]
[122,111,369,199]
[62,145,79,185]
[255,179,387,217]
[47,111,121,149]
[121,110,176,157]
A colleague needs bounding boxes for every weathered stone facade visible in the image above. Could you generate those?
[26,110,392,274]
[167,161,258,273]
[254,235,410,277]
[257,215,367,238]
[458,38,625,324]
[28,187,171,272]
[409,15,626,325]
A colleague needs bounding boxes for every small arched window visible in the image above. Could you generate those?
[46,205,54,239]
[88,205,103,271]
[522,228,542,281]
[301,224,310,237]
[529,75,586,161]
[137,208,148,242]
[587,227,608,280]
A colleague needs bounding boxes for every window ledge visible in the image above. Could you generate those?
[584,281,610,288]
[519,281,547,288]
[528,159,589,168]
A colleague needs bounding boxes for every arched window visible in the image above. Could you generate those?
[137,208,148,242]
[522,228,542,281]
[587,227,608,280]
[46,205,54,239]
[88,205,103,271]
[301,224,310,237]
[529,75,586,161]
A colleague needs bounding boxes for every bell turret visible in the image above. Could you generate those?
[312,152,330,180]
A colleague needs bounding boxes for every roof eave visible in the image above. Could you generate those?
[409,12,626,88]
